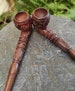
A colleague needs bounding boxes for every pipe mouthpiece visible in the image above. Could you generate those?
[68,49,75,59]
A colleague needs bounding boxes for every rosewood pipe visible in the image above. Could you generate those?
[4,12,32,91]
[32,7,75,59]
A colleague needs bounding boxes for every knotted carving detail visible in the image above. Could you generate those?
[36,27,70,52]
[13,31,31,64]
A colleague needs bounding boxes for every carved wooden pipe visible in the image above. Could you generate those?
[32,7,75,59]
[4,12,32,91]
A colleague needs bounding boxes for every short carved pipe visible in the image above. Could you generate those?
[32,7,75,59]
[4,12,32,91]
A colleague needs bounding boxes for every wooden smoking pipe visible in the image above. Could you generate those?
[4,11,32,91]
[32,7,75,59]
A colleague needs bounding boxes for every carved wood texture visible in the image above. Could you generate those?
[4,31,31,91]
[35,27,75,59]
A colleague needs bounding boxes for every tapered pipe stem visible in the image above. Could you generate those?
[4,31,31,91]
[35,27,75,59]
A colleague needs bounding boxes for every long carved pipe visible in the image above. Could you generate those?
[4,12,32,91]
[32,7,75,59]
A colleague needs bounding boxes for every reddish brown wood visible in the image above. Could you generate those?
[4,12,32,91]
[32,7,75,59]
